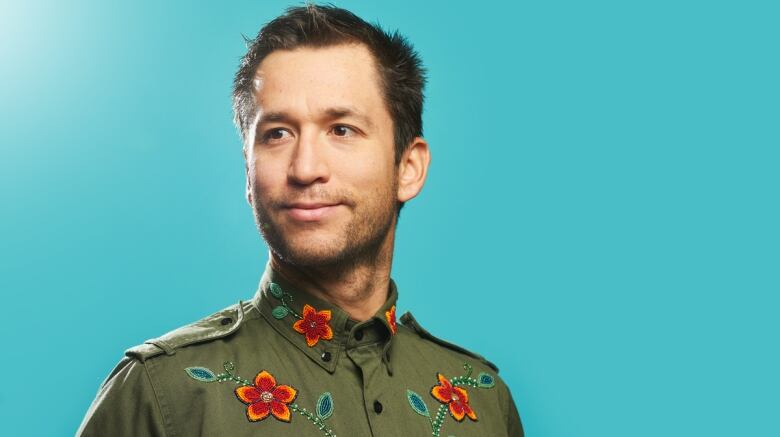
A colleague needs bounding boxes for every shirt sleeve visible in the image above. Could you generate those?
[76,356,168,437]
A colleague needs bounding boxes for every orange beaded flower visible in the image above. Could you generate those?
[293,304,334,347]
[431,373,477,422]
[235,370,298,422]
[385,305,397,335]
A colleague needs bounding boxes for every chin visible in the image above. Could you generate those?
[273,247,351,268]
[271,235,350,267]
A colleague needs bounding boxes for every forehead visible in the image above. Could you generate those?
[252,43,387,120]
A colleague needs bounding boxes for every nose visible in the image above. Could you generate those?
[287,128,330,186]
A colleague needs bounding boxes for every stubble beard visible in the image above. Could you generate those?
[251,182,397,272]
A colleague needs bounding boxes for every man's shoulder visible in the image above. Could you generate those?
[397,310,499,373]
[124,299,258,363]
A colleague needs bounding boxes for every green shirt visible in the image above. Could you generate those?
[77,262,524,436]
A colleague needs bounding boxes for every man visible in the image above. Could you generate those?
[77,4,523,436]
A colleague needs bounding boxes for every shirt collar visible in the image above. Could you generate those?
[250,261,399,373]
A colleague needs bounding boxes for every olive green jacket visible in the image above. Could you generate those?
[77,263,523,436]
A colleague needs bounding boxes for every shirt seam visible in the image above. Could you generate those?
[142,358,175,437]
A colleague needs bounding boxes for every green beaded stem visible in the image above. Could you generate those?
[449,376,479,388]
[215,361,253,386]
[289,403,337,437]
[278,293,301,319]
[270,284,302,320]
[450,363,479,389]
[431,404,448,435]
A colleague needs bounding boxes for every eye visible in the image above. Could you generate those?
[260,128,292,144]
[331,125,357,137]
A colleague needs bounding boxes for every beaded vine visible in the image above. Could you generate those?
[185,362,337,436]
[268,282,334,347]
[406,363,496,437]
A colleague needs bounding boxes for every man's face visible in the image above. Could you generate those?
[245,43,399,268]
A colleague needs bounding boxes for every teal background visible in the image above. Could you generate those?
[1,0,777,435]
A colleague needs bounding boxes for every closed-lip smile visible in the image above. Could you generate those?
[285,202,339,209]
[283,202,341,221]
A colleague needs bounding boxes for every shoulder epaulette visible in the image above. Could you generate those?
[125,300,248,362]
[399,311,499,372]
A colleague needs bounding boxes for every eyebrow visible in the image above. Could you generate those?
[256,106,375,130]
[323,107,374,129]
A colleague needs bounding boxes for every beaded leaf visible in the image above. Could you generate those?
[272,305,289,319]
[269,282,284,298]
[406,390,430,418]
[477,372,495,388]
[316,392,334,421]
[185,366,217,382]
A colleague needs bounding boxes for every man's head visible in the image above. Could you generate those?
[235,4,430,269]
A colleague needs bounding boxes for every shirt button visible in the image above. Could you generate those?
[220,317,233,325]
[321,351,332,362]
[354,330,364,341]
[373,400,383,414]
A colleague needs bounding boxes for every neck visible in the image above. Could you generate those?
[269,226,396,322]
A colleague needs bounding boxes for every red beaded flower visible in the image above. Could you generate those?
[293,304,334,347]
[385,305,397,335]
[235,370,298,422]
[431,373,477,422]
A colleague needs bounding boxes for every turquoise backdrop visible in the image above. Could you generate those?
[1,0,777,435]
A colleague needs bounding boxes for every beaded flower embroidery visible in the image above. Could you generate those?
[267,282,334,347]
[385,305,397,335]
[406,363,495,437]
[293,304,334,347]
[431,373,477,421]
[235,370,297,422]
[185,362,337,436]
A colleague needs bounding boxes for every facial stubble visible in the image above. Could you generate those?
[251,178,398,272]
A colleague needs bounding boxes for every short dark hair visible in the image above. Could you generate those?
[233,3,427,165]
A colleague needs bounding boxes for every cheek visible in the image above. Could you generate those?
[253,157,287,196]
[335,154,394,193]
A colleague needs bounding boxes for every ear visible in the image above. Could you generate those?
[396,137,431,203]
[243,147,253,206]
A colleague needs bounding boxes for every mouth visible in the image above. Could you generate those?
[281,202,342,222]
